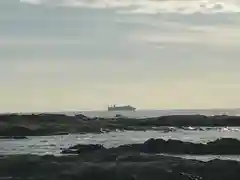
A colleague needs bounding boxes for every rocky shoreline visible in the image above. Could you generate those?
[61,138,240,155]
[1,114,240,136]
[2,138,240,180]
[1,114,240,180]
[1,152,240,180]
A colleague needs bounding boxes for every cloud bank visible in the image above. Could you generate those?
[0,0,238,111]
[20,0,240,14]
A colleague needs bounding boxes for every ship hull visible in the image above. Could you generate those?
[108,109,136,111]
[108,107,136,111]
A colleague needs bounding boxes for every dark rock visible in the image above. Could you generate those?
[0,136,28,140]
[1,113,240,136]
[63,138,240,155]
[62,144,105,154]
[75,114,90,120]
[138,115,240,127]
[0,126,34,136]
[61,149,79,154]
[141,138,240,155]
[115,114,122,118]
[206,138,240,154]
[53,132,69,135]
[2,154,240,180]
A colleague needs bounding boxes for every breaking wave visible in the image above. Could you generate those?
[20,0,240,14]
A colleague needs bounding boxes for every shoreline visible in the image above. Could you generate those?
[2,114,240,180]
[1,114,240,136]
[1,151,240,180]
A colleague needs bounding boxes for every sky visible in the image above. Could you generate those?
[0,0,240,112]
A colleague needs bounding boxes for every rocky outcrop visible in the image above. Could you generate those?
[1,154,240,180]
[62,144,105,154]
[138,115,240,127]
[143,138,240,154]
[1,114,240,136]
[61,138,240,155]
[0,136,28,139]
[0,126,34,136]
[0,114,102,136]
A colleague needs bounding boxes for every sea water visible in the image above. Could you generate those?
[1,127,240,162]
[65,109,240,118]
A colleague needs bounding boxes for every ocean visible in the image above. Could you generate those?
[67,108,240,118]
[1,108,240,162]
[1,127,240,162]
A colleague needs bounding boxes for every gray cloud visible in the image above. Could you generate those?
[0,0,239,111]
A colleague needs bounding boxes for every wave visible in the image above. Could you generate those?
[20,0,240,14]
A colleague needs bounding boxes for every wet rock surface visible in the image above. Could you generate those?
[141,138,240,155]
[1,153,240,180]
[62,144,105,154]
[1,114,240,136]
[0,136,28,140]
[61,138,240,155]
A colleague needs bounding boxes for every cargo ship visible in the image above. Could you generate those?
[108,104,136,111]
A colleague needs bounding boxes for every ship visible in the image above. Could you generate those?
[108,104,136,111]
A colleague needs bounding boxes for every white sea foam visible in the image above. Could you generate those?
[20,0,240,14]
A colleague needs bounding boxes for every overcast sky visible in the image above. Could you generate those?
[0,0,239,112]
